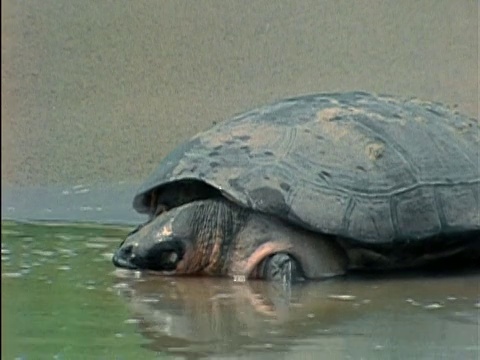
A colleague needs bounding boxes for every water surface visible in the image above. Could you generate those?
[2,220,479,359]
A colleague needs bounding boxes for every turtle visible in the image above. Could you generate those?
[112,91,479,282]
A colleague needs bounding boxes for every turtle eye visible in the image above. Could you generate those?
[144,240,185,271]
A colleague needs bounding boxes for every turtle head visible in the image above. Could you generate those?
[112,199,245,276]
[112,205,189,273]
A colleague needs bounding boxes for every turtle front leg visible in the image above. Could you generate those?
[259,253,305,283]
[229,212,348,282]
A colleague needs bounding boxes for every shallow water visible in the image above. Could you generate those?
[2,220,479,359]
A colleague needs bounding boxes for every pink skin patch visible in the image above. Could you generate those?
[239,241,292,279]
[174,243,201,275]
[175,240,293,279]
[174,237,224,275]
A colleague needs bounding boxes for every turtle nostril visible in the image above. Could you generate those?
[120,244,134,258]
[112,243,138,269]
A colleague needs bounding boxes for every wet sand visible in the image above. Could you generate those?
[2,0,478,187]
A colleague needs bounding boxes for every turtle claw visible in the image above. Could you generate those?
[261,253,305,283]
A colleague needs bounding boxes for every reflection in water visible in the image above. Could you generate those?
[113,270,480,359]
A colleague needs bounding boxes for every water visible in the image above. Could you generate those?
[1,221,153,359]
[1,183,145,226]
[2,220,479,359]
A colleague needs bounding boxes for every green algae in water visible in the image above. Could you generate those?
[1,221,167,360]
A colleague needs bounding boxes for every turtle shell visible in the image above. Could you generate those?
[133,92,479,243]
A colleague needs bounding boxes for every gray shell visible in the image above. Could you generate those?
[134,92,479,244]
